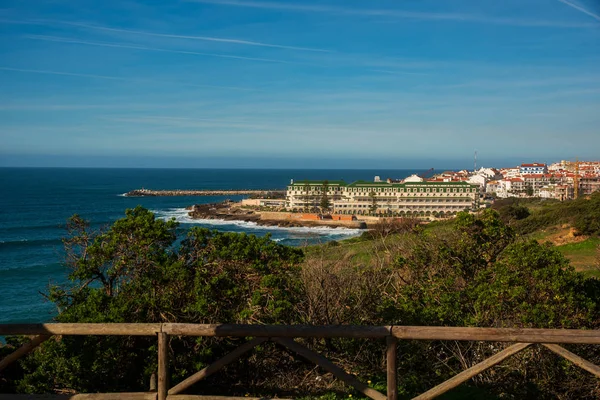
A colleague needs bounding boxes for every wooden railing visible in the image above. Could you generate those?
[1,323,599,399]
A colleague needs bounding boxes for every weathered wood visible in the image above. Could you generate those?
[0,334,51,372]
[163,324,391,338]
[412,343,531,400]
[0,394,156,399]
[274,338,387,400]
[169,337,267,395]
[1,324,599,344]
[392,326,600,344]
[150,373,157,392]
[386,336,398,400]
[542,343,600,378]
[0,324,160,336]
[158,333,169,400]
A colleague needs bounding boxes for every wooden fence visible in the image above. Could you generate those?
[1,323,599,400]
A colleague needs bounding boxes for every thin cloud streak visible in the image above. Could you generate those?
[371,69,430,76]
[189,0,595,28]
[557,0,600,22]
[24,35,300,65]
[106,115,382,136]
[38,18,330,52]
[0,66,258,91]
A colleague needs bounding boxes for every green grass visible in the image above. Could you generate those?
[556,237,600,276]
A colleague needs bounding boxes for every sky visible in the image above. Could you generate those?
[0,0,599,169]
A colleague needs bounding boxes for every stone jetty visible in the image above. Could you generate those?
[124,188,285,197]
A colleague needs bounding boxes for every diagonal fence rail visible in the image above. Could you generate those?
[1,323,599,400]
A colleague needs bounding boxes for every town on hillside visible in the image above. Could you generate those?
[239,160,600,222]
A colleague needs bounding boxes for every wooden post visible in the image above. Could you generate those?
[158,332,169,400]
[149,373,157,391]
[0,335,51,372]
[386,336,397,400]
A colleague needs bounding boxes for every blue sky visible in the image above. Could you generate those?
[0,0,599,169]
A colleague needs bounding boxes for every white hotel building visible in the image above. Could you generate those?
[286,180,479,218]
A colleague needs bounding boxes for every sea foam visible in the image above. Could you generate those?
[152,208,363,237]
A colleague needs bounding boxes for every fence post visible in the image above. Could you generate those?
[158,332,169,400]
[386,336,397,400]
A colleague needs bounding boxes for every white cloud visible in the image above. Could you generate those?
[36,18,331,52]
[24,34,300,65]
[188,0,596,28]
[557,0,600,22]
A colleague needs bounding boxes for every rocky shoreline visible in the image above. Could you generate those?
[187,202,367,229]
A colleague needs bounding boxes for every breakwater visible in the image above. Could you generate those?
[124,188,285,197]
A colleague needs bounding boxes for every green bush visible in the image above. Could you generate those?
[6,207,600,398]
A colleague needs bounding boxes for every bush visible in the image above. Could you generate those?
[6,207,600,398]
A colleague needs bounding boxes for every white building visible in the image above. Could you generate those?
[468,174,487,191]
[286,180,479,218]
[403,174,424,183]
[520,163,548,175]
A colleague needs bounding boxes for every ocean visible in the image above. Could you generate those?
[0,167,423,324]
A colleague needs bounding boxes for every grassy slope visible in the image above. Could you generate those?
[306,213,599,277]
[556,237,600,277]
[303,220,454,268]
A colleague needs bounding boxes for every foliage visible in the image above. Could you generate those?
[320,180,331,212]
[369,190,377,214]
[572,192,600,236]
[494,193,600,236]
[6,206,600,398]
[13,206,304,394]
[501,204,530,222]
[375,210,600,398]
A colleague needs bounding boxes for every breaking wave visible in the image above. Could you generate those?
[151,208,363,238]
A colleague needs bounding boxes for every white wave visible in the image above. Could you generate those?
[117,193,127,197]
[152,208,363,237]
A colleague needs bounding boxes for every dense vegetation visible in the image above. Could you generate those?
[2,203,600,399]
[493,191,600,237]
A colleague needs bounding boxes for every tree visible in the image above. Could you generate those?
[525,184,534,197]
[303,180,311,212]
[378,210,600,398]
[14,207,304,394]
[319,180,331,212]
[502,204,530,222]
[369,190,378,215]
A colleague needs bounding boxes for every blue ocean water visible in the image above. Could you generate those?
[0,168,422,324]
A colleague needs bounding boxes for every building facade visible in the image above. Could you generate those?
[286,180,479,218]
[520,163,548,175]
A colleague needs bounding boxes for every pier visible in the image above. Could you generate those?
[124,188,285,197]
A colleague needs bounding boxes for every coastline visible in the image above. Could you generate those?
[187,202,368,229]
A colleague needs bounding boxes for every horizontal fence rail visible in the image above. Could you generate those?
[1,323,599,400]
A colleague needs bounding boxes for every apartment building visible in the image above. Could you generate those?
[520,163,548,175]
[286,180,479,217]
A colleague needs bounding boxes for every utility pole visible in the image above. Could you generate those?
[474,150,477,173]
